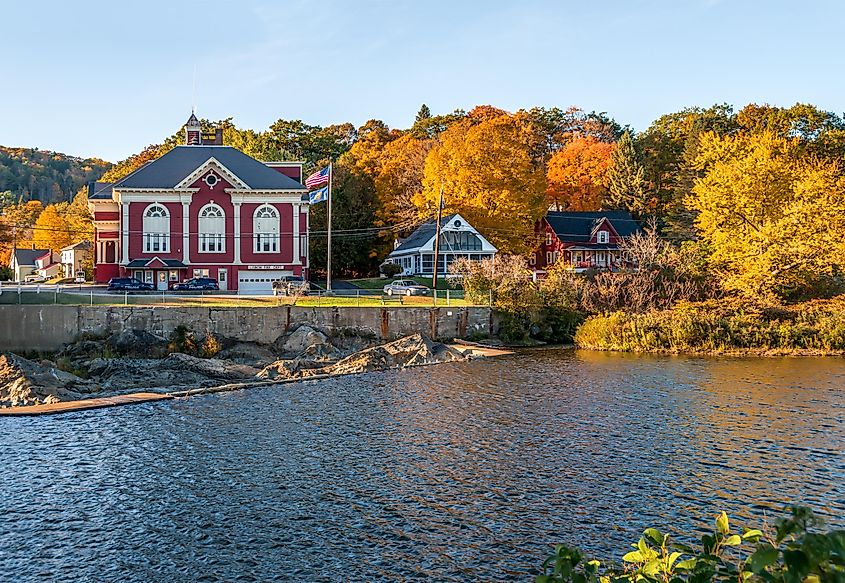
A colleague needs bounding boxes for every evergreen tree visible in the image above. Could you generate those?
[606,131,647,215]
[415,104,432,124]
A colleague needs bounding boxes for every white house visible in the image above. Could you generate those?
[385,214,497,276]
[9,249,58,282]
[60,240,92,279]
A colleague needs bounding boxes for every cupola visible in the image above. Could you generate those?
[185,112,201,145]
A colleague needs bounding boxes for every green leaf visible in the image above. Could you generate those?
[716,511,730,535]
[623,551,644,563]
[724,535,742,546]
[742,529,764,541]
[644,528,665,546]
[675,558,697,571]
[747,544,779,573]
[667,552,683,568]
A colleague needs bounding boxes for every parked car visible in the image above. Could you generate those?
[272,275,310,296]
[24,274,46,283]
[107,277,154,292]
[383,279,430,296]
[170,277,219,291]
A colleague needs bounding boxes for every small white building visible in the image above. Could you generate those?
[60,240,92,279]
[385,214,497,276]
[9,249,57,282]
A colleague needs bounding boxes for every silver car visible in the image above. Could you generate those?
[383,279,430,296]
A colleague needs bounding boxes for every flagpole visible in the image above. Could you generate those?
[326,162,333,294]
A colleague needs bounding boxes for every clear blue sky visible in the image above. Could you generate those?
[3,0,843,162]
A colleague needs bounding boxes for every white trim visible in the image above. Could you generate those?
[233,202,242,264]
[142,203,170,254]
[175,157,250,190]
[197,202,226,254]
[253,204,280,254]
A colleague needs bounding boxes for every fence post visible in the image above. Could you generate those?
[90,289,93,306]
[317,290,321,307]
[446,289,450,306]
[356,289,360,307]
[55,285,58,304]
[488,289,492,307]
[124,291,128,306]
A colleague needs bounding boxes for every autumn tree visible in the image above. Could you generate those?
[418,114,546,255]
[545,137,615,211]
[33,204,73,251]
[690,130,845,299]
[375,133,434,228]
[606,131,648,214]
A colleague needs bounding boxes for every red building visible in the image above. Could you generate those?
[531,210,642,277]
[89,114,309,293]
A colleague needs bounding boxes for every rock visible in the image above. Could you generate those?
[105,329,169,358]
[216,342,277,367]
[0,353,93,407]
[164,353,259,381]
[274,325,330,356]
[320,334,466,376]
[84,357,215,391]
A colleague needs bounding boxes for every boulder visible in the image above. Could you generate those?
[163,353,259,381]
[274,325,330,356]
[84,357,215,391]
[105,329,169,358]
[320,334,466,376]
[216,342,277,367]
[0,353,93,407]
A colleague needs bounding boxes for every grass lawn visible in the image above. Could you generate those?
[346,276,460,290]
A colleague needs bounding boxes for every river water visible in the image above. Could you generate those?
[1,350,843,582]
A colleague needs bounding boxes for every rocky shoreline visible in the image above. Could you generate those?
[0,326,471,409]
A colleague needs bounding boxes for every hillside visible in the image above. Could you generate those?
[0,146,111,203]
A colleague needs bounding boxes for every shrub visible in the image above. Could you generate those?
[536,507,844,583]
[168,325,198,355]
[380,262,402,278]
[199,332,222,358]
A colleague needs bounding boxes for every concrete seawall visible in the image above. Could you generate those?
[0,305,493,352]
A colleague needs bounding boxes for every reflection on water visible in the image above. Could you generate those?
[1,350,842,582]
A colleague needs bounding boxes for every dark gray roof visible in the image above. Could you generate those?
[114,146,306,190]
[392,214,458,253]
[61,240,92,251]
[89,181,114,200]
[13,249,51,266]
[545,211,642,242]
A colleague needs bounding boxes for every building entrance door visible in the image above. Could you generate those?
[157,271,168,291]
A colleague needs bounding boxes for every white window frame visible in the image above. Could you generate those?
[253,204,280,253]
[546,232,553,246]
[142,203,170,253]
[597,230,609,244]
[198,203,226,253]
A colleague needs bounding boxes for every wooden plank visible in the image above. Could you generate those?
[0,392,173,417]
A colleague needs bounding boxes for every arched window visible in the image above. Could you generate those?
[143,204,170,253]
[253,204,279,253]
[199,203,225,253]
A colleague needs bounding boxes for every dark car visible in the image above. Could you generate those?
[170,277,219,291]
[272,275,310,296]
[107,277,154,292]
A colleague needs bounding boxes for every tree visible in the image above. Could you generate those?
[417,114,546,255]
[545,137,615,211]
[32,204,73,251]
[606,131,648,214]
[415,104,432,123]
[374,133,434,229]
[690,130,845,299]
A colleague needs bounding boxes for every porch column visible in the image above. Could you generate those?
[233,202,242,264]
[292,203,300,264]
[121,202,129,264]
[182,201,190,264]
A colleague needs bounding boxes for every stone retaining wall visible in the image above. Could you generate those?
[0,305,493,352]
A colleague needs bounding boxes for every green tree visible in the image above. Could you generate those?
[415,104,432,123]
[606,131,648,214]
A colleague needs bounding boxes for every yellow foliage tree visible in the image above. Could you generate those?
[375,133,434,228]
[32,204,73,252]
[690,131,845,299]
[417,115,546,255]
[545,137,615,211]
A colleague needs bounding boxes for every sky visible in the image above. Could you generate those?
[2,0,844,162]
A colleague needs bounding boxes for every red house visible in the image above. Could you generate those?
[89,114,310,293]
[531,210,642,276]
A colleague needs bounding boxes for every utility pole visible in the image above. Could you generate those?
[431,185,444,301]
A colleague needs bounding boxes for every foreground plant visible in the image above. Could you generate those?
[536,507,844,583]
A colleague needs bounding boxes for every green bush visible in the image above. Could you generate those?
[537,507,844,583]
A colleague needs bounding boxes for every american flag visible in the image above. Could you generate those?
[305,166,330,189]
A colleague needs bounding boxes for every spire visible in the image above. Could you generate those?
[185,111,201,145]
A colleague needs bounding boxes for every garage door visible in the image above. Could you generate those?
[237,270,291,295]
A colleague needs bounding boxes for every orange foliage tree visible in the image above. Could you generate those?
[32,204,73,252]
[545,137,616,211]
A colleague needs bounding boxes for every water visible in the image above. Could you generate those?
[1,350,843,582]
